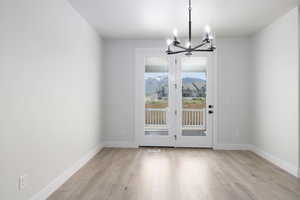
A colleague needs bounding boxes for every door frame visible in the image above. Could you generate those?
[134,48,218,148]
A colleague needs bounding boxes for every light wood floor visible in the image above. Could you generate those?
[49,148,300,200]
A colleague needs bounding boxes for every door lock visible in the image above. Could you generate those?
[208,110,214,114]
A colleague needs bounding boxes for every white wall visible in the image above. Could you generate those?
[251,7,299,169]
[216,38,252,145]
[298,7,300,175]
[0,0,103,199]
[103,40,163,144]
[103,38,251,146]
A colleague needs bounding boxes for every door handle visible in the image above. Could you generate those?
[208,110,214,114]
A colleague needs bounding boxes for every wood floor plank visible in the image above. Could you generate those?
[48,148,300,200]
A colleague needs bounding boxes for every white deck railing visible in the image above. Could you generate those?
[182,109,206,129]
[145,108,167,126]
[145,108,205,130]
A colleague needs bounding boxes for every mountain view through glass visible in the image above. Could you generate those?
[144,72,206,109]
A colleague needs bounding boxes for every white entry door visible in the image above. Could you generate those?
[174,53,214,147]
[135,49,214,147]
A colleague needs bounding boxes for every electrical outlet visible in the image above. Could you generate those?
[19,174,28,191]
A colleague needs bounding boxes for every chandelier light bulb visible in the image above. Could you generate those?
[186,41,191,48]
[166,39,172,46]
[173,29,178,37]
[205,25,211,34]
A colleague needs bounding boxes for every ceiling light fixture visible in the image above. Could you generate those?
[166,0,216,56]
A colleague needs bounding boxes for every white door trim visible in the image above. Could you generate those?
[212,48,219,148]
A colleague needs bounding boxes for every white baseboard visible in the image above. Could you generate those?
[104,140,138,148]
[213,144,251,150]
[30,143,103,200]
[249,145,298,177]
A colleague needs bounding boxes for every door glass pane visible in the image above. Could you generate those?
[181,57,207,136]
[144,57,168,136]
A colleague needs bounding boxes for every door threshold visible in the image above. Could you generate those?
[138,146,213,149]
[139,146,175,148]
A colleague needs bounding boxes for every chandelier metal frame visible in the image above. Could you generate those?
[166,0,216,56]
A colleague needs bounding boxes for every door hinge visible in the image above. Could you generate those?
[174,135,177,140]
[174,110,177,115]
[174,83,177,89]
[175,58,178,64]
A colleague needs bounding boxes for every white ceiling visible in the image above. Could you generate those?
[69,0,299,39]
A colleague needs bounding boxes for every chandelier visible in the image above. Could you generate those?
[166,0,216,56]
